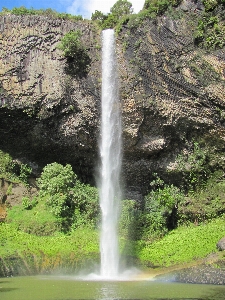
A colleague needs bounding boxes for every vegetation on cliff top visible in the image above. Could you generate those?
[1,0,225,51]
[0,6,83,21]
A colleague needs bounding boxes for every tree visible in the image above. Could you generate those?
[110,0,133,17]
[91,10,107,22]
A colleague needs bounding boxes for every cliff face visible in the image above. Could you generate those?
[118,14,225,196]
[0,15,101,182]
[1,11,225,198]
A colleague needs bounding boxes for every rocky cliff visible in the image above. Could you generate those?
[0,15,101,182]
[1,7,225,200]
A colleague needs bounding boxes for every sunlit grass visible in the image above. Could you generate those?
[139,216,225,267]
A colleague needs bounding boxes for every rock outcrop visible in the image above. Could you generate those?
[217,237,225,251]
[1,10,225,199]
[0,15,101,183]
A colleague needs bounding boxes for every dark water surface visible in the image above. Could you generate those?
[0,275,225,300]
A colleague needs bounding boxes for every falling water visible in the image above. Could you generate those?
[99,29,122,279]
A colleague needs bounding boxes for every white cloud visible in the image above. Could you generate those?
[131,0,145,13]
[67,0,145,19]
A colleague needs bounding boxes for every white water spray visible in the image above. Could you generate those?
[99,29,122,279]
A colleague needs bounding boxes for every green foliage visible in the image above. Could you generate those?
[6,197,62,236]
[18,163,32,185]
[22,196,38,210]
[57,30,90,76]
[0,150,15,180]
[110,0,133,16]
[194,12,225,49]
[38,163,76,219]
[37,162,99,231]
[178,170,225,225]
[139,216,225,267]
[91,10,107,22]
[0,150,32,184]
[38,163,76,196]
[144,0,182,15]
[203,0,219,11]
[71,181,100,229]
[142,176,184,239]
[175,142,212,191]
[0,6,83,21]
[92,0,134,30]
[57,30,83,59]
[0,222,99,272]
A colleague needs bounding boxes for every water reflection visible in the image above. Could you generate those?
[97,283,119,300]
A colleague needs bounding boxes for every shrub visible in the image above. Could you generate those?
[92,0,134,29]
[0,150,14,179]
[38,163,76,196]
[22,196,38,210]
[57,30,90,76]
[144,0,182,15]
[18,163,32,185]
[142,175,184,240]
[38,162,99,231]
[175,142,212,191]
[38,163,76,219]
[203,0,218,11]
[194,12,225,49]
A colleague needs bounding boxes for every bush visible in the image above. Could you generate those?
[0,150,15,180]
[203,0,218,11]
[92,0,133,29]
[22,196,38,210]
[144,0,182,15]
[142,176,184,240]
[71,181,100,229]
[38,163,76,196]
[37,162,99,230]
[175,142,212,191]
[38,163,76,218]
[57,30,90,76]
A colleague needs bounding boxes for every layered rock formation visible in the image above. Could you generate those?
[0,9,225,199]
[0,15,101,182]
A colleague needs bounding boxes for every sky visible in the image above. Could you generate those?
[0,0,146,19]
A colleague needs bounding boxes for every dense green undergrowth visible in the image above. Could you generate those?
[1,216,224,273]
[138,217,225,267]
[1,137,225,274]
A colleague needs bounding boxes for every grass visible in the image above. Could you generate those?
[0,223,99,257]
[6,196,62,236]
[138,216,225,267]
[0,223,99,274]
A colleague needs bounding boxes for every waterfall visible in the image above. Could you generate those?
[99,29,122,279]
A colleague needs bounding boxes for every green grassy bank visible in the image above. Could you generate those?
[1,216,224,277]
